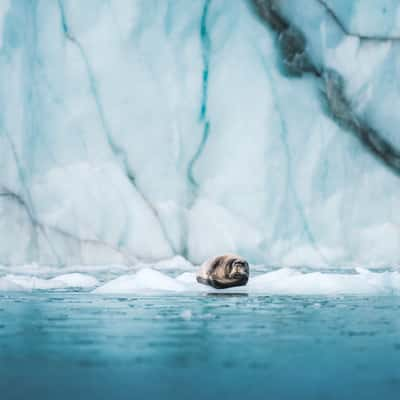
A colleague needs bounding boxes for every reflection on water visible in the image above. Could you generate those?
[1,293,400,399]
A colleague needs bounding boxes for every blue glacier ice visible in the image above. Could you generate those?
[2,4,400,399]
[0,0,399,269]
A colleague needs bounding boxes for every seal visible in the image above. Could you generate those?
[196,254,250,289]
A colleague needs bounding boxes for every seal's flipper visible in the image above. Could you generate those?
[196,276,227,289]
[196,276,211,286]
[209,278,246,289]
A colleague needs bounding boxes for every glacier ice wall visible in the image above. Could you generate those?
[0,0,399,267]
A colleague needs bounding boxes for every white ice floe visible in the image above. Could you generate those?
[93,267,400,295]
[0,257,193,279]
[247,268,400,295]
[2,267,400,295]
[180,310,193,320]
[50,273,99,288]
[0,263,131,277]
[0,277,24,291]
[0,273,99,291]
[93,268,186,294]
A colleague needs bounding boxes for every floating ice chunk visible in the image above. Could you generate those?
[176,272,197,284]
[0,277,24,291]
[93,268,185,293]
[92,275,137,293]
[4,274,66,290]
[249,268,400,295]
[180,310,192,320]
[0,263,128,278]
[176,272,208,292]
[250,268,301,287]
[50,273,99,288]
[97,267,400,295]
[3,273,99,290]
[2,267,400,295]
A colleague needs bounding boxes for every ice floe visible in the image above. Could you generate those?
[1,266,400,295]
[0,277,24,291]
[93,267,400,295]
[93,268,186,294]
[1,273,99,291]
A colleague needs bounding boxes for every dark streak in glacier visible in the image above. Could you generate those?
[57,0,177,255]
[187,0,212,189]
[7,2,62,263]
[1,128,61,263]
[0,189,39,259]
[250,0,400,177]
[0,187,136,266]
[316,0,400,41]
[322,69,400,172]
[251,0,321,77]
[0,187,57,264]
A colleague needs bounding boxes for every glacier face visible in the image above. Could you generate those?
[0,0,399,267]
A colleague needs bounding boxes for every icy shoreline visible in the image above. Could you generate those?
[1,257,400,295]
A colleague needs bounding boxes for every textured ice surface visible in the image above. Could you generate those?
[323,0,400,38]
[276,0,400,150]
[0,276,23,291]
[0,0,399,267]
[1,272,99,290]
[94,268,400,295]
[93,268,186,294]
[2,264,400,295]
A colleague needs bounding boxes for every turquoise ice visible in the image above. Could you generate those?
[0,0,399,268]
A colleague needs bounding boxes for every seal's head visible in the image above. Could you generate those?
[226,258,249,284]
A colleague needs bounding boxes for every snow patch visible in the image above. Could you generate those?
[1,273,99,290]
[50,273,99,288]
[0,277,24,291]
[93,268,185,294]
[2,266,400,295]
[93,268,400,295]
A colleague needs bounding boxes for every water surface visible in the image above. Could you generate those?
[1,293,400,399]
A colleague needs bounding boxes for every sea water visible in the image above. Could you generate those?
[1,278,400,399]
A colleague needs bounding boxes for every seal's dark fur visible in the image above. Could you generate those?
[196,254,249,289]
